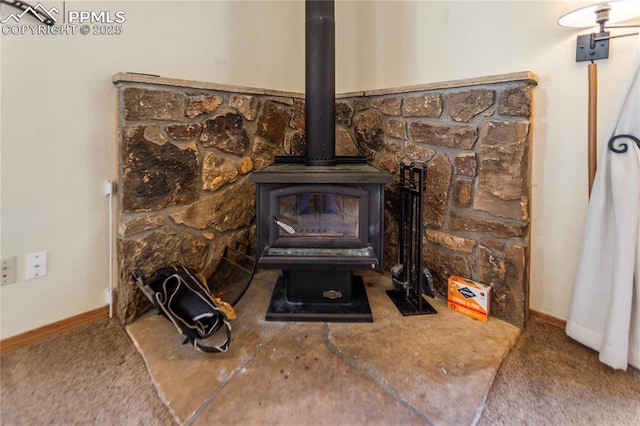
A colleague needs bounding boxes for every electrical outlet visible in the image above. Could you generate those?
[26,251,47,280]
[1,257,17,285]
[104,288,113,305]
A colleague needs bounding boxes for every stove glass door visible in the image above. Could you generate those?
[269,184,368,248]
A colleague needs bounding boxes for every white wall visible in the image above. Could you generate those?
[2,0,638,338]
[0,0,305,338]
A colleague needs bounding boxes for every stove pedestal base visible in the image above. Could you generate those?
[266,273,373,322]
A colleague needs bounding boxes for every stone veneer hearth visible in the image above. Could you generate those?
[113,71,537,328]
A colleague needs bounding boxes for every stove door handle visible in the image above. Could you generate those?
[274,218,296,235]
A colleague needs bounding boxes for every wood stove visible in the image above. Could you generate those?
[252,160,391,321]
[249,1,391,321]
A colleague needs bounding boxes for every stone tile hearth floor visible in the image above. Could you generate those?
[126,270,520,426]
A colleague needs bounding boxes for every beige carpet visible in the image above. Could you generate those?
[0,316,174,425]
[127,270,520,425]
[479,314,640,425]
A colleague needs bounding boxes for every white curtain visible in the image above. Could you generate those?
[566,38,640,370]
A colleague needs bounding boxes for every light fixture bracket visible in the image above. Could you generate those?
[559,1,640,63]
[576,32,610,62]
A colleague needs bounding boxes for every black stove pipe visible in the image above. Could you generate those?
[305,0,336,166]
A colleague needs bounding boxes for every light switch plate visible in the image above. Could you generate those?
[26,251,47,280]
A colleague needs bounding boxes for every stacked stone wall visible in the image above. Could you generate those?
[115,74,534,327]
[116,87,296,323]
[358,85,533,327]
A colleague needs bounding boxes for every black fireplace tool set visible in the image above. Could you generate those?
[387,162,438,316]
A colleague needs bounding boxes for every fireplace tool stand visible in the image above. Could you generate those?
[387,162,437,316]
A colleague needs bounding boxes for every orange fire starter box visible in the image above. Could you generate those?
[447,275,491,322]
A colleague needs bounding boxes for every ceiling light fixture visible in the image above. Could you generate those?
[558,1,640,196]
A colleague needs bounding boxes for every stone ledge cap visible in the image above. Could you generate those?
[112,70,537,98]
[112,72,296,97]
[364,71,538,97]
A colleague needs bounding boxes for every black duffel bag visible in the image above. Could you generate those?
[134,265,231,353]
